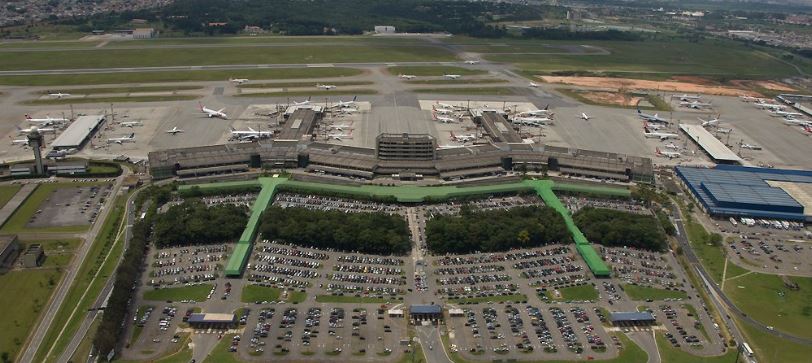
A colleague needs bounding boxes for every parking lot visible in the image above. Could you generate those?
[27,182,112,228]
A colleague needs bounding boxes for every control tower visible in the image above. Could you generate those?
[26,127,45,176]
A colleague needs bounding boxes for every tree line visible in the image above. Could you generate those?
[153,200,248,247]
[573,207,666,251]
[259,206,411,255]
[425,206,571,254]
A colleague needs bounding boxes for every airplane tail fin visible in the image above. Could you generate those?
[25,114,31,120]
[307,96,312,101]
[656,147,661,154]
[198,102,205,111]
[352,96,357,101]
[544,104,549,110]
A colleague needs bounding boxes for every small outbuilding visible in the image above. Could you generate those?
[409,304,443,323]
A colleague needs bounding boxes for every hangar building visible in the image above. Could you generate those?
[676,165,812,221]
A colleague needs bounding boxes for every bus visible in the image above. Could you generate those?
[742,342,754,357]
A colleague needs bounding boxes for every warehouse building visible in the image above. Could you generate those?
[676,165,812,221]
[0,235,20,274]
[50,115,105,151]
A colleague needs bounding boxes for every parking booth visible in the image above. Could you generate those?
[188,313,238,330]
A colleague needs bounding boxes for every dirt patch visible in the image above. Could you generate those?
[753,80,795,91]
[579,91,642,106]
[670,75,718,86]
[538,76,759,97]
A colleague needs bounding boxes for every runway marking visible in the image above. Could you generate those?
[307,64,334,67]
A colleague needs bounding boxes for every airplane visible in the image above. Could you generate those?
[443,74,462,79]
[229,78,249,84]
[316,83,336,90]
[293,97,312,106]
[399,74,416,80]
[432,112,457,123]
[741,143,761,150]
[120,121,143,128]
[333,96,357,108]
[464,60,480,64]
[46,148,78,158]
[664,142,680,150]
[716,128,732,134]
[17,126,55,134]
[637,109,669,123]
[230,127,273,140]
[107,133,135,144]
[326,131,353,140]
[698,115,722,127]
[643,127,678,140]
[513,116,552,126]
[580,113,590,121]
[782,117,812,127]
[335,108,357,116]
[432,106,454,115]
[165,127,184,135]
[517,106,552,117]
[528,82,539,88]
[680,100,712,109]
[450,131,477,142]
[643,121,664,130]
[755,102,785,110]
[656,147,681,159]
[772,109,803,117]
[25,114,68,124]
[326,123,353,132]
[48,92,71,98]
[674,94,701,101]
[199,103,228,119]
[739,95,760,102]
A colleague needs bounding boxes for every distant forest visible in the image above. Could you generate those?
[573,207,667,251]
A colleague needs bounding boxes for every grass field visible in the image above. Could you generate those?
[555,88,670,111]
[412,87,517,95]
[387,66,486,76]
[69,318,99,363]
[34,195,127,363]
[202,334,244,363]
[142,284,213,302]
[0,185,21,209]
[315,295,397,304]
[655,333,737,363]
[235,89,377,97]
[487,39,807,78]
[683,218,727,283]
[0,45,455,71]
[0,269,63,363]
[738,318,812,363]
[546,284,599,301]
[0,182,104,234]
[238,80,373,88]
[23,95,200,105]
[622,285,688,301]
[40,85,203,95]
[405,79,508,85]
[0,67,363,86]
[242,285,290,303]
[723,273,812,339]
[449,294,527,304]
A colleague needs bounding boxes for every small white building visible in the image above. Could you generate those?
[374,26,396,34]
[132,28,156,39]
[388,309,404,318]
[448,308,465,317]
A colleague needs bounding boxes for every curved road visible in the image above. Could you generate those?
[671,204,812,346]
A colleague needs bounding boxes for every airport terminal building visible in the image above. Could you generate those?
[676,165,812,221]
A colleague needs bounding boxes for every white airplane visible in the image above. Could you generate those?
[772,109,803,117]
[199,103,228,119]
[739,95,760,102]
[680,100,712,109]
[528,82,539,88]
[517,106,552,117]
[675,94,701,101]
[335,108,357,115]
[637,109,669,123]
[120,121,143,128]
[10,138,29,146]
[229,78,249,84]
[443,74,462,79]
[699,115,722,127]
[755,102,784,110]
[17,126,54,134]
[464,60,480,65]
[316,83,336,90]
[432,106,454,115]
[48,92,71,98]
[664,142,680,150]
[326,123,353,132]
[450,131,477,142]
[293,97,312,106]
[716,128,732,134]
[783,117,812,127]
[580,113,590,121]
[643,121,664,130]
[432,112,457,123]
[230,127,273,140]
[513,116,552,126]
[327,131,353,140]
[46,148,78,158]
[333,96,357,108]
[741,143,761,150]
[399,74,416,80]
[165,127,184,135]
[25,114,68,124]
[107,133,135,144]
[643,127,678,140]
[656,147,681,159]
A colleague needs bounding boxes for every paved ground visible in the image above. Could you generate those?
[0,183,36,226]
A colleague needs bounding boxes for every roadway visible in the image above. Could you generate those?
[670,204,812,349]
[18,171,129,363]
